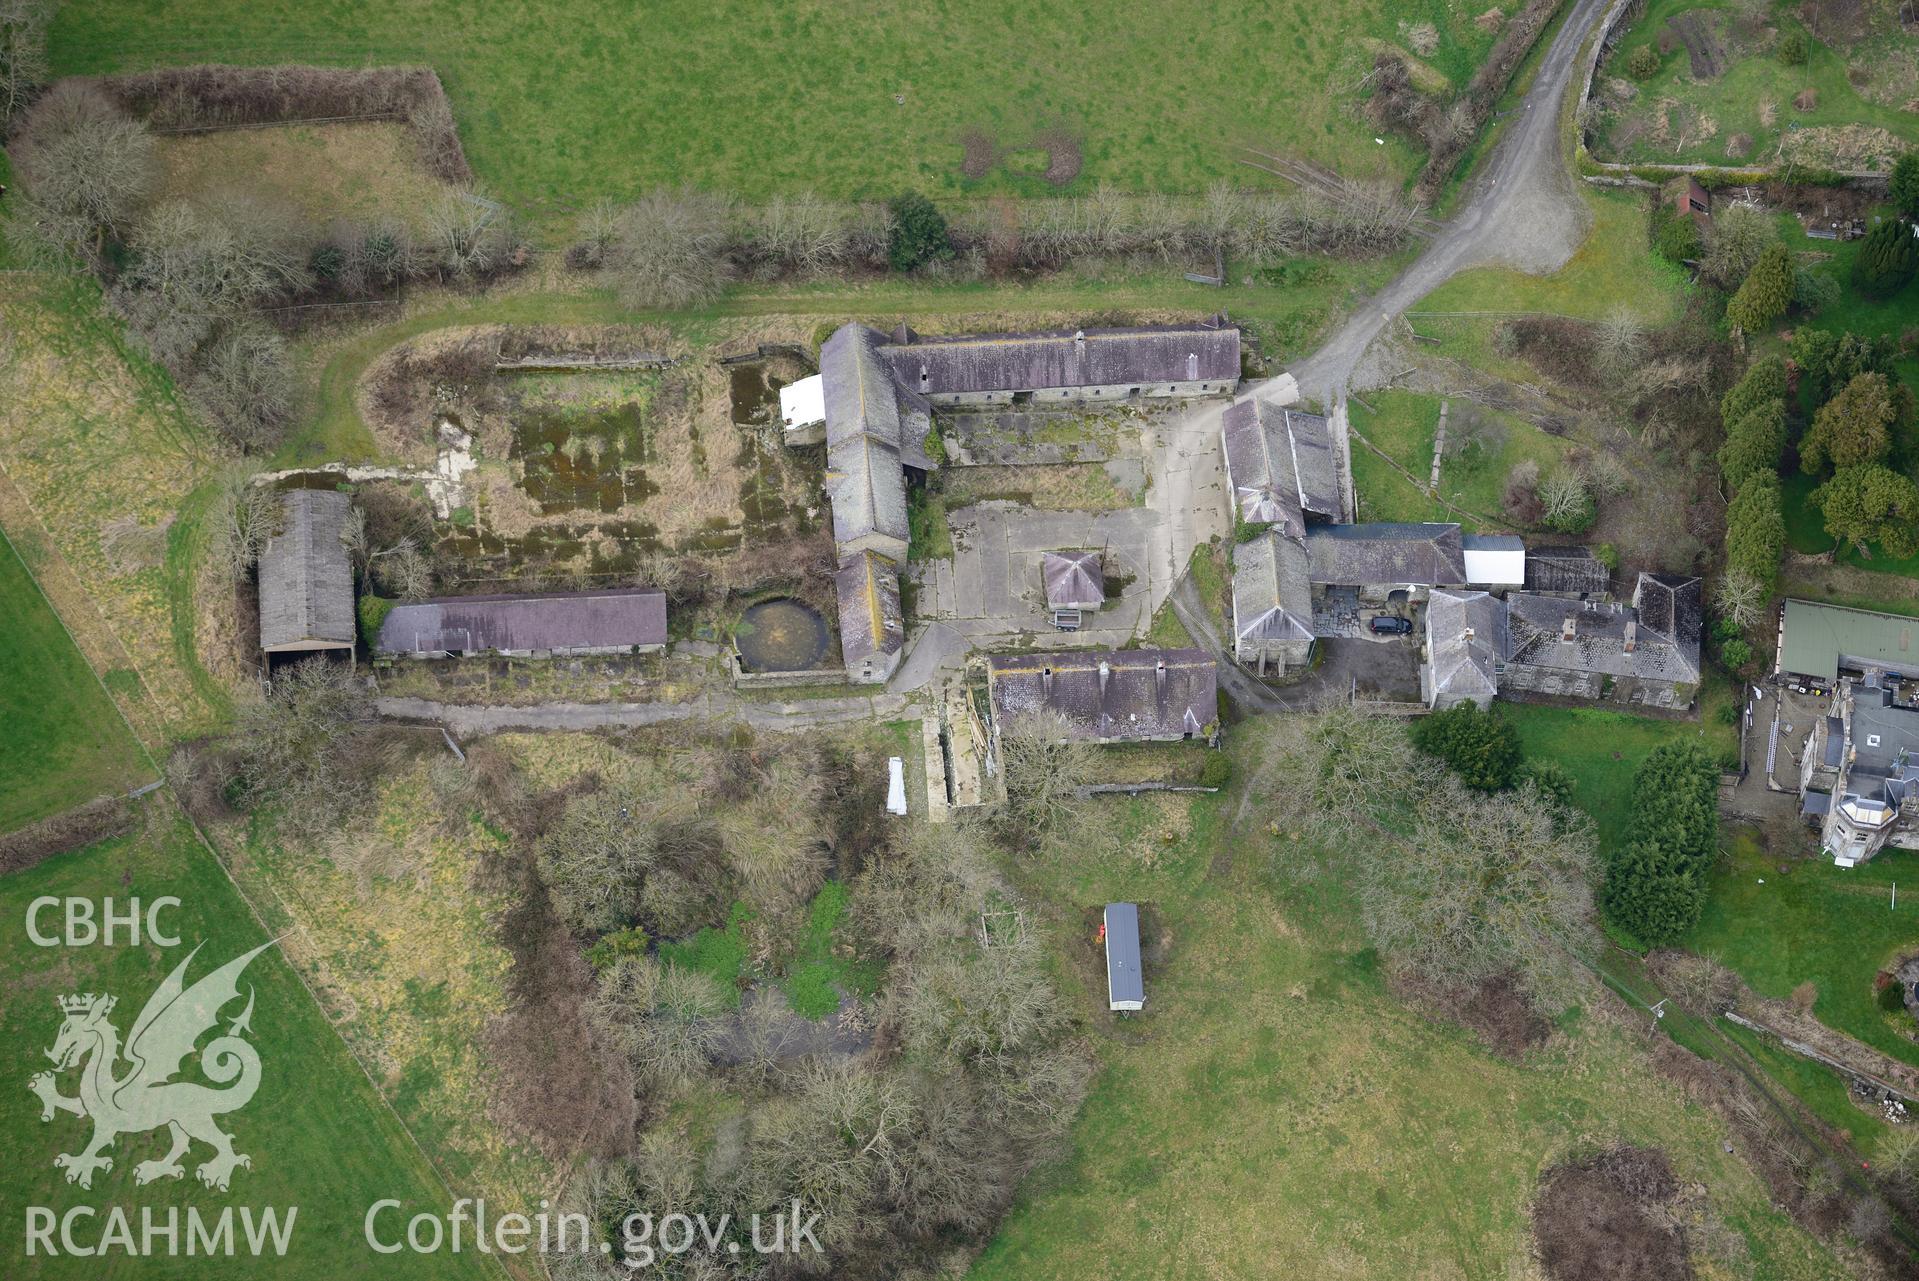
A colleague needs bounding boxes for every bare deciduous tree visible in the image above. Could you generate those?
[10,82,157,259]
[1539,467,1591,524]
[1594,306,1648,377]
[996,712,1100,842]
[1713,567,1768,631]
[537,790,661,935]
[210,474,279,579]
[188,322,296,452]
[229,657,375,822]
[588,955,725,1085]
[607,186,736,307]
[422,187,515,279]
[0,0,52,126]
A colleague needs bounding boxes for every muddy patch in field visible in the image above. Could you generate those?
[1534,1147,1691,1281]
[1666,11,1726,79]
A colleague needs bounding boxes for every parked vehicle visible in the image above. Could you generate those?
[1368,614,1413,635]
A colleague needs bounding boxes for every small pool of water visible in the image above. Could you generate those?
[735,598,830,672]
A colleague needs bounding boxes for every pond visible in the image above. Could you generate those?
[735,598,830,672]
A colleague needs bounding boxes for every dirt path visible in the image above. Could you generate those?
[1667,11,1725,80]
[378,689,912,735]
[1282,0,1614,407]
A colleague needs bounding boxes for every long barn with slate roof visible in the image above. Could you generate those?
[835,550,906,685]
[1304,522,1468,599]
[878,319,1239,405]
[1501,573,1701,708]
[1230,530,1315,674]
[258,488,355,657]
[986,649,1218,744]
[376,588,667,659]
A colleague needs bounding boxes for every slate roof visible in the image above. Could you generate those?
[1042,550,1105,611]
[821,324,932,460]
[1634,573,1703,657]
[834,550,905,668]
[258,489,355,651]
[1425,589,1509,702]
[878,323,1239,395]
[1303,522,1466,588]
[376,588,666,655]
[1231,531,1315,647]
[1848,687,1919,805]
[1506,573,1701,685]
[1220,399,1339,538]
[988,649,1218,742]
[1523,545,1610,596]
[826,434,910,550]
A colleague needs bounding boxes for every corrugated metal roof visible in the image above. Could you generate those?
[878,324,1239,395]
[258,489,355,651]
[376,588,666,655]
[1104,902,1144,1009]
[1780,599,1919,682]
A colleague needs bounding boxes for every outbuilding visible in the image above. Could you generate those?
[1104,902,1144,1012]
[257,488,355,659]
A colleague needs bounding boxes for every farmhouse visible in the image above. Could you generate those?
[1778,599,1919,686]
[1801,678,1919,866]
[258,489,356,658]
[1304,522,1469,601]
[835,550,907,685]
[374,588,667,658]
[1501,573,1702,708]
[1523,545,1611,598]
[1230,529,1315,674]
[987,649,1219,744]
[1422,588,1509,711]
[877,319,1240,405]
[1220,398,1341,538]
[1104,902,1145,1012]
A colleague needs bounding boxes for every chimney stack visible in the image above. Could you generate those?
[1041,666,1053,697]
[1623,620,1637,653]
[1561,616,1576,643]
[1155,656,1167,689]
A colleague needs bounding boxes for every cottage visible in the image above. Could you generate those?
[1104,902,1144,1012]
[1422,589,1509,710]
[835,550,906,685]
[375,587,667,658]
[877,319,1239,405]
[1801,678,1919,866]
[1220,398,1340,539]
[1041,550,1104,630]
[1230,529,1314,674]
[1523,545,1611,599]
[1501,573,1702,708]
[1303,522,1467,601]
[1779,599,1919,686]
[257,489,355,657]
[987,649,1219,744]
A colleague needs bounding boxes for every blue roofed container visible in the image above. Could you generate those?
[1105,902,1144,1012]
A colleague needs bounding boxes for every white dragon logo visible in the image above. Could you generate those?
[28,940,272,1192]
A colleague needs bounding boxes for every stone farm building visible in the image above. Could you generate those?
[1220,398,1342,538]
[877,319,1240,405]
[835,550,907,685]
[987,649,1219,744]
[258,488,355,658]
[1500,573,1702,708]
[1304,522,1469,601]
[789,319,1241,682]
[375,588,667,659]
[1422,588,1509,711]
[1230,529,1314,673]
[1042,549,1105,630]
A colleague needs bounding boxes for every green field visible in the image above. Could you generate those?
[0,813,498,1280]
[1692,830,1919,1078]
[1502,683,1739,851]
[971,725,1845,1279]
[0,528,152,833]
[47,0,1519,220]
